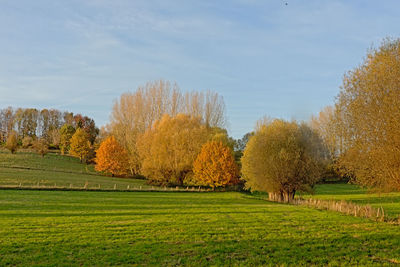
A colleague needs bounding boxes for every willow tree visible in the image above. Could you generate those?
[335,38,400,191]
[241,119,326,202]
[136,114,209,185]
[310,106,341,158]
[109,79,226,175]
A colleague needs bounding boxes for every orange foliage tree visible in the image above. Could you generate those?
[193,141,239,188]
[95,136,129,177]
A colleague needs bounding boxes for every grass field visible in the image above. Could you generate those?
[1,190,400,266]
[0,150,152,190]
[2,151,400,265]
[309,183,400,218]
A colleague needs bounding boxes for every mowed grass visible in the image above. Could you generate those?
[0,150,151,189]
[1,190,400,266]
[307,183,400,218]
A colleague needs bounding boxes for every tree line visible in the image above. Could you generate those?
[96,80,239,188]
[3,38,399,200]
[1,107,99,160]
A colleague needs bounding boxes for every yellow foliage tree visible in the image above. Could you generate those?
[241,119,326,202]
[95,136,129,177]
[110,80,226,175]
[136,113,209,185]
[334,38,400,191]
[193,141,239,188]
[69,128,91,163]
[6,131,18,154]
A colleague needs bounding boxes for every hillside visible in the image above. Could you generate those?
[0,150,151,190]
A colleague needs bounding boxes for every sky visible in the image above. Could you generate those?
[1,0,399,138]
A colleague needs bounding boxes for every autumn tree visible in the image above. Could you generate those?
[334,38,400,191]
[6,131,18,154]
[110,80,226,176]
[193,141,239,188]
[59,124,75,154]
[241,119,326,202]
[137,114,209,185]
[95,136,129,177]
[22,136,34,148]
[69,128,91,163]
[33,138,49,157]
[310,106,341,158]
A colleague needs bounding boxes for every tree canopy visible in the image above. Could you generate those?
[69,128,91,163]
[137,113,209,185]
[109,79,226,175]
[193,141,239,188]
[241,119,326,202]
[95,136,130,177]
[334,38,400,191]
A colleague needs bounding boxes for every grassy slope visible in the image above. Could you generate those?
[0,150,151,189]
[1,190,400,266]
[307,183,400,218]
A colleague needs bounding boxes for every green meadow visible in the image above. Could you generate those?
[0,150,151,190]
[1,190,400,266]
[1,152,400,266]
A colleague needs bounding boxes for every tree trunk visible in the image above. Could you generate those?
[268,192,283,202]
[269,190,296,203]
[282,190,296,203]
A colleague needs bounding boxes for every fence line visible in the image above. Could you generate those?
[0,183,218,193]
[292,197,395,223]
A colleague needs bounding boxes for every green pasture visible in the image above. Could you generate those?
[1,190,400,266]
[0,150,151,190]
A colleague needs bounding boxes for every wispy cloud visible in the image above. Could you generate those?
[1,0,400,137]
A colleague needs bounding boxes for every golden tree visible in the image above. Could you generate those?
[33,138,48,157]
[59,124,75,155]
[241,119,325,202]
[69,128,91,163]
[6,131,18,154]
[334,38,400,191]
[109,80,226,175]
[136,113,209,185]
[193,141,239,188]
[95,136,129,177]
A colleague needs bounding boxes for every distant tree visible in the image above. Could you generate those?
[193,141,239,189]
[95,136,129,177]
[208,127,236,151]
[69,128,91,163]
[235,132,254,152]
[137,114,209,185]
[33,138,49,157]
[310,106,340,158]
[22,136,34,148]
[6,131,18,154]
[59,124,75,154]
[334,38,400,191]
[0,107,15,143]
[73,114,99,144]
[48,128,61,147]
[241,119,326,202]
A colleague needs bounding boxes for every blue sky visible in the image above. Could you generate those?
[1,0,399,138]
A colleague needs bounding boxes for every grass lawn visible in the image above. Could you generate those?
[1,190,400,266]
[0,150,151,190]
[308,183,400,218]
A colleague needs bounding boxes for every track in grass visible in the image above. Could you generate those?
[1,190,399,266]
